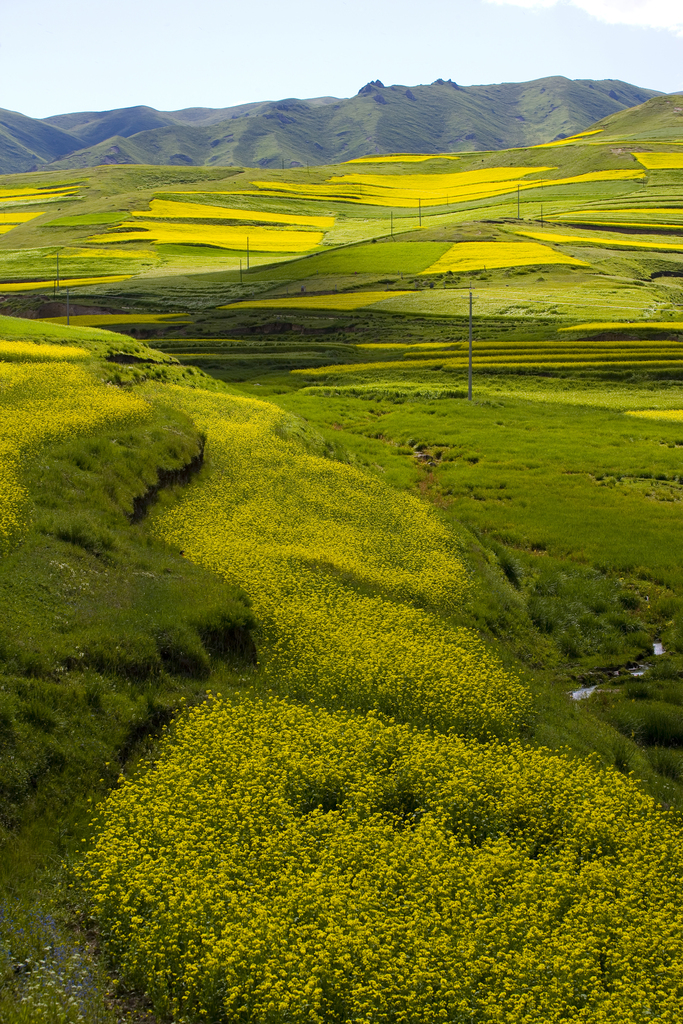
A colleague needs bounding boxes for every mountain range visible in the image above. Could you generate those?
[0,76,661,175]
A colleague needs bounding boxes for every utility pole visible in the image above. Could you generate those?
[66,288,70,326]
[540,203,544,227]
[468,282,473,402]
[56,252,60,290]
[246,236,250,271]
[517,185,520,220]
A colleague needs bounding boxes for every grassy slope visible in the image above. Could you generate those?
[0,316,258,869]
[1,77,660,174]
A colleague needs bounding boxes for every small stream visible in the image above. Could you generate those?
[569,642,665,699]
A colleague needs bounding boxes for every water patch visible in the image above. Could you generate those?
[570,684,599,700]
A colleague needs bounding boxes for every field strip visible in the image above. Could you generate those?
[346,153,462,163]
[421,240,587,273]
[0,275,133,291]
[560,322,683,332]
[626,409,683,422]
[516,229,683,252]
[634,153,683,169]
[38,313,191,326]
[220,290,410,311]
[133,199,334,229]
[89,222,325,253]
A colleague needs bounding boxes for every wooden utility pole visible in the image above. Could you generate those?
[540,203,544,226]
[468,282,473,401]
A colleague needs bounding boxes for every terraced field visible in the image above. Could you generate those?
[5,93,683,1024]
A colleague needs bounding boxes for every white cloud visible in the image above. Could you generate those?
[485,0,683,35]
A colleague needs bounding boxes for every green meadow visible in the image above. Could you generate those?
[3,93,683,1021]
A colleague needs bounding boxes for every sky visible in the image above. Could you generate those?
[1,0,682,118]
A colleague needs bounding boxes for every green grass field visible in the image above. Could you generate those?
[4,93,683,1022]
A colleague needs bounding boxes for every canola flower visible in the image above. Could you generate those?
[245,168,643,208]
[516,228,683,252]
[560,322,683,332]
[82,694,683,1023]
[0,184,80,205]
[0,211,43,235]
[0,340,88,361]
[626,409,683,423]
[0,361,148,549]
[89,222,324,253]
[0,275,132,292]
[220,291,409,312]
[38,313,190,327]
[548,207,683,230]
[132,199,335,229]
[420,241,587,274]
[633,152,683,169]
[346,153,461,163]
[150,385,530,737]
[532,128,604,148]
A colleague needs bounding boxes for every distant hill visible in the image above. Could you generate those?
[0,76,661,174]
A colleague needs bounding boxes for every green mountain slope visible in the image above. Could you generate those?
[0,76,660,174]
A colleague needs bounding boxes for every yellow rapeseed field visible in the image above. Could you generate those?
[0,340,88,361]
[38,313,190,327]
[346,153,461,163]
[516,228,683,252]
[0,211,42,235]
[0,184,79,204]
[89,222,324,252]
[149,385,530,737]
[133,198,334,229]
[82,694,683,1023]
[532,128,604,147]
[0,275,133,292]
[633,152,683,169]
[246,168,643,208]
[626,409,683,423]
[250,166,553,207]
[549,208,683,229]
[220,291,409,312]
[0,360,148,549]
[560,322,683,332]
[421,241,587,274]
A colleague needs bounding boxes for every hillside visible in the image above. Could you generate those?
[5,90,683,1022]
[0,76,660,174]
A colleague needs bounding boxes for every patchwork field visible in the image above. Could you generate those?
[4,92,683,1024]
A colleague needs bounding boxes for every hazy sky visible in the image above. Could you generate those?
[1,0,681,118]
